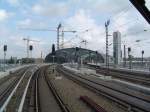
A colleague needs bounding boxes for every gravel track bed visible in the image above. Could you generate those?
[0,68,23,86]
[47,67,127,112]
[39,68,62,112]
[0,77,16,95]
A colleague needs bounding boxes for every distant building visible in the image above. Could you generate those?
[21,58,43,64]
[113,31,121,65]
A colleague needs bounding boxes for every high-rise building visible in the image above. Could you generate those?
[113,31,121,65]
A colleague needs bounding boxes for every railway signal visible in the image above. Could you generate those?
[52,44,56,55]
[141,50,144,65]
[95,51,98,66]
[123,45,127,67]
[23,37,40,58]
[105,20,110,75]
[74,47,79,63]
[29,45,33,58]
[4,45,7,52]
[3,45,7,71]
[75,47,81,69]
[128,47,132,69]
[51,44,56,72]
[29,45,33,51]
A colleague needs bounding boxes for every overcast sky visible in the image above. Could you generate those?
[0,0,150,59]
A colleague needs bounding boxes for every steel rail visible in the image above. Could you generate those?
[0,70,29,112]
[0,68,27,107]
[17,67,38,112]
[57,66,150,112]
[35,69,41,112]
[86,64,150,86]
[43,67,70,112]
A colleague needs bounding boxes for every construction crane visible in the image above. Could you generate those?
[23,37,40,58]
[20,23,76,50]
[60,26,77,49]
[58,29,90,48]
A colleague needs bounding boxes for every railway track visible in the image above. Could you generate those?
[0,67,30,107]
[34,69,40,112]
[24,65,71,112]
[0,68,23,86]
[0,66,38,112]
[57,65,150,112]
[43,66,70,112]
[86,64,150,86]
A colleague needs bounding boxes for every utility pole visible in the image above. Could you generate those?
[123,45,126,67]
[105,20,110,75]
[26,37,29,58]
[41,51,43,59]
[62,28,64,49]
[57,23,62,50]
[41,51,43,63]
